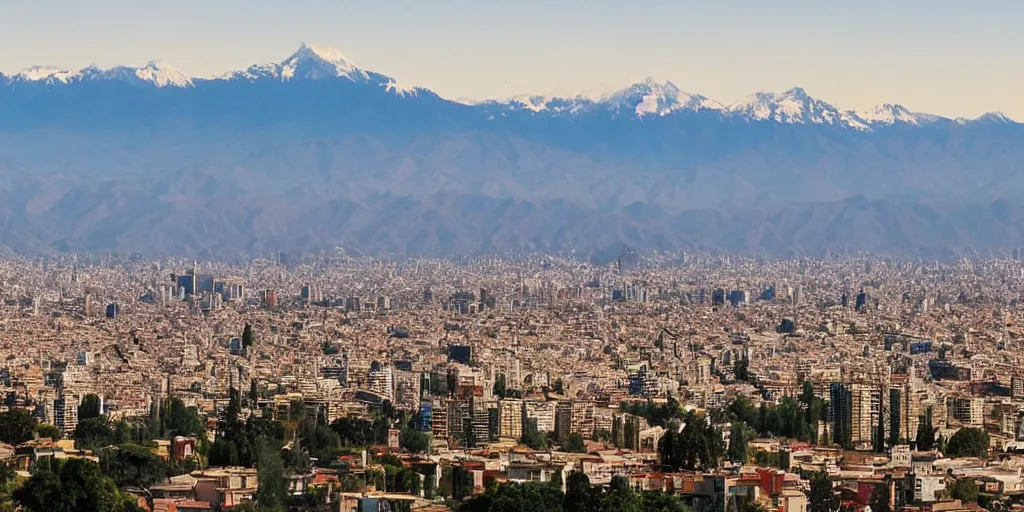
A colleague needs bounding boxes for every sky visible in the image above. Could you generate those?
[2,0,1023,118]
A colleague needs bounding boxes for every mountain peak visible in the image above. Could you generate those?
[129,60,192,87]
[779,87,809,99]
[292,43,351,65]
[601,78,721,117]
[13,65,77,84]
[729,87,867,129]
[269,43,369,82]
[975,111,1015,124]
[854,103,924,125]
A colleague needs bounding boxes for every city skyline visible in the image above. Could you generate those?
[3,1,1024,118]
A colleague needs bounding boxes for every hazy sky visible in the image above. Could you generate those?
[3,0,1023,118]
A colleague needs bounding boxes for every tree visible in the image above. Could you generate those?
[242,323,255,349]
[330,416,375,447]
[944,428,989,458]
[78,394,102,421]
[599,476,643,512]
[399,428,431,454]
[208,438,240,467]
[561,433,587,453]
[915,413,936,451]
[869,483,891,512]
[35,423,62,441]
[520,418,547,450]
[641,491,691,512]
[460,481,564,512]
[493,374,507,399]
[13,458,142,512]
[564,472,595,512]
[734,359,749,382]
[255,440,288,512]
[99,444,169,488]
[74,417,115,450]
[947,477,978,503]
[0,409,38,445]
[807,472,839,512]
[728,422,751,464]
[249,380,259,406]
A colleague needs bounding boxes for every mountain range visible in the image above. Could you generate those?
[1,43,1022,259]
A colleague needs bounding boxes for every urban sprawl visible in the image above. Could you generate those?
[0,252,1022,512]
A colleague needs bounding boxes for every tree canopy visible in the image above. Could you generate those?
[13,458,142,512]
[944,428,989,458]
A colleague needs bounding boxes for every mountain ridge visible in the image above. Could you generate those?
[1,44,1023,259]
[2,44,1014,128]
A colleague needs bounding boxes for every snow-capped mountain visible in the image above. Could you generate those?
[852,103,930,126]
[1,43,1018,129]
[1,44,1024,259]
[599,78,723,117]
[7,61,192,88]
[727,87,868,129]
[217,43,381,83]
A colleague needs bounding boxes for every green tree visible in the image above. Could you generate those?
[734,359,749,382]
[728,422,751,464]
[13,458,142,512]
[947,477,978,503]
[564,471,596,512]
[399,428,431,454]
[330,416,376,447]
[35,423,62,441]
[916,413,936,451]
[74,417,115,450]
[163,397,207,439]
[599,476,642,512]
[208,438,240,467]
[460,481,564,512]
[0,409,38,445]
[807,472,839,512]
[0,461,17,512]
[78,394,102,421]
[113,420,132,445]
[520,418,547,451]
[944,428,989,458]
[255,440,288,512]
[641,490,691,512]
[493,374,507,399]
[561,432,587,453]
[99,444,169,488]
[242,323,255,349]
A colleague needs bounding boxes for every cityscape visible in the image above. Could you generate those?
[0,251,1018,511]
[3,2,1024,512]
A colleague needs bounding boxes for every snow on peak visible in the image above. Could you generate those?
[94,60,192,87]
[131,60,193,87]
[279,42,370,81]
[852,103,921,125]
[13,65,78,84]
[383,79,420,97]
[728,87,867,129]
[601,78,722,117]
[11,61,191,87]
[974,111,1015,124]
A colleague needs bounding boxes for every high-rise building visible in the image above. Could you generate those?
[430,399,449,439]
[523,401,556,433]
[368,363,394,402]
[498,399,523,440]
[830,383,852,447]
[54,394,79,434]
